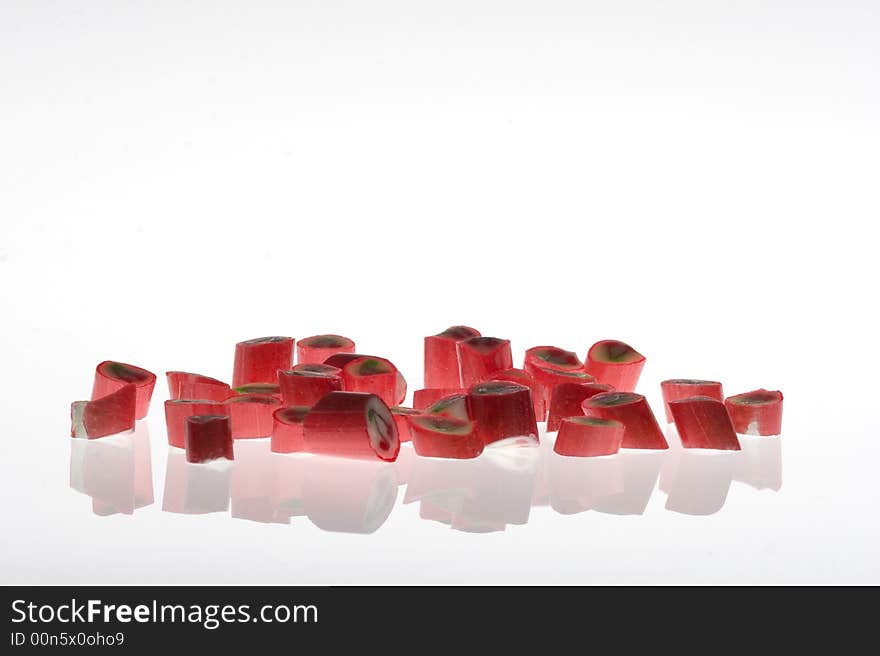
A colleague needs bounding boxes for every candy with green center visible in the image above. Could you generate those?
[92,360,157,419]
[524,346,584,372]
[584,340,646,392]
[303,391,399,461]
[223,393,281,439]
[166,371,231,402]
[325,353,407,405]
[553,416,625,457]
[546,382,614,432]
[582,391,668,449]
[669,396,741,450]
[341,356,400,406]
[408,415,483,459]
[71,384,137,439]
[424,325,481,388]
[296,334,356,365]
[660,379,724,423]
[271,406,310,453]
[426,393,470,421]
[391,406,420,442]
[234,383,282,399]
[164,399,226,448]
[232,336,294,387]
[277,364,343,407]
[457,337,513,387]
[413,387,464,410]
[724,389,783,435]
[467,380,539,446]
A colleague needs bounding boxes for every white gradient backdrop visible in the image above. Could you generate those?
[1,1,877,584]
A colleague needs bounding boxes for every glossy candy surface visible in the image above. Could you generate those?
[164,399,226,448]
[584,340,645,392]
[554,416,624,457]
[660,379,724,423]
[271,406,309,453]
[232,336,294,387]
[391,406,420,443]
[223,393,281,438]
[529,366,596,421]
[725,389,784,436]
[481,368,545,422]
[302,391,399,461]
[546,382,614,432]
[467,380,538,446]
[324,353,407,405]
[457,337,513,387]
[582,391,668,449]
[277,364,343,407]
[669,396,741,450]
[92,361,157,419]
[413,388,463,410]
[424,326,481,388]
[185,415,234,463]
[426,393,471,421]
[166,371,231,402]
[71,384,137,439]
[296,334,355,365]
[408,415,483,459]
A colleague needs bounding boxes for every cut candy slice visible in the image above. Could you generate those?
[223,393,281,438]
[271,406,310,454]
[391,406,420,443]
[303,391,399,461]
[408,415,483,459]
[546,382,614,432]
[185,415,234,464]
[457,337,513,387]
[341,356,400,406]
[424,325,481,388]
[582,392,668,450]
[523,346,584,372]
[554,417,624,457]
[277,364,343,407]
[481,368,545,423]
[584,340,645,392]
[164,399,226,448]
[233,383,283,400]
[661,379,724,423]
[669,396,741,450]
[71,384,136,439]
[467,380,539,447]
[91,360,157,419]
[166,371,231,402]
[413,387,463,410]
[426,393,471,421]
[296,334,356,365]
[232,336,294,387]
[725,389,784,436]
[529,366,596,421]
[324,353,407,405]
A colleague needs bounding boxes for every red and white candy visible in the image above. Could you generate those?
[725,389,784,436]
[303,391,399,461]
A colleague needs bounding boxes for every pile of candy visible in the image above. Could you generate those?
[70,329,783,464]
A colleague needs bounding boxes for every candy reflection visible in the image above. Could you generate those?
[69,423,154,516]
[162,448,231,515]
[734,435,783,491]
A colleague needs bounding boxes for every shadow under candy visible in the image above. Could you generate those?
[69,422,154,516]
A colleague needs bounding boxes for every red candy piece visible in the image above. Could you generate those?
[232,336,294,387]
[481,368,545,423]
[185,415,234,463]
[546,382,614,432]
[457,337,513,387]
[164,399,225,448]
[408,415,483,459]
[584,340,645,392]
[426,393,471,421]
[296,334,356,365]
[529,366,596,422]
[271,406,309,453]
[277,364,343,407]
[340,356,400,406]
[424,325,481,388]
[725,389,784,436]
[166,371,231,402]
[223,393,281,438]
[523,346,584,373]
[669,396,741,450]
[413,387,463,410]
[303,391,399,461]
[660,379,724,423]
[91,360,156,420]
[554,416,625,457]
[582,392,668,450]
[71,384,136,439]
[391,406,420,442]
[233,383,283,400]
[324,353,407,405]
[467,380,539,446]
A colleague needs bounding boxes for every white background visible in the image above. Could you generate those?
[1,0,878,584]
